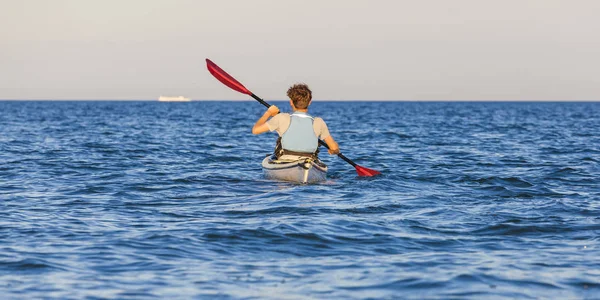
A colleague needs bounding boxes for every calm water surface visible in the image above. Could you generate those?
[1,101,599,299]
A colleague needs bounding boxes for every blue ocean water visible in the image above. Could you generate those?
[0,101,599,299]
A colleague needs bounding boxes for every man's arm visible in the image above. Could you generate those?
[316,118,339,155]
[252,105,279,134]
[323,136,340,155]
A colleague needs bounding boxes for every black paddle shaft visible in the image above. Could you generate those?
[251,94,270,108]
[250,93,357,167]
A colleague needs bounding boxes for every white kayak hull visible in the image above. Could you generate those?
[261,156,327,183]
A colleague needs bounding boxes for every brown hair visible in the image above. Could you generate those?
[287,83,312,109]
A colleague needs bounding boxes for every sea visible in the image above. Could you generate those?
[1,101,598,299]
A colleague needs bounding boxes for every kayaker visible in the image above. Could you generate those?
[252,83,340,159]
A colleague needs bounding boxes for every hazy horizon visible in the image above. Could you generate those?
[2,0,600,101]
[2,99,599,103]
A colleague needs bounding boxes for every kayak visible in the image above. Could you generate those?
[261,155,327,183]
[262,155,327,183]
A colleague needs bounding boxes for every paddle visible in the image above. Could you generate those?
[206,58,381,177]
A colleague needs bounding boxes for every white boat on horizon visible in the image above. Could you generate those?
[158,96,191,102]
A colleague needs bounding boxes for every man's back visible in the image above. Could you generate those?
[266,113,331,140]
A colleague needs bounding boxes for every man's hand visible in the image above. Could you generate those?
[267,105,279,116]
[328,146,340,155]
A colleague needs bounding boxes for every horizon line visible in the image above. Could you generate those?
[1,99,599,102]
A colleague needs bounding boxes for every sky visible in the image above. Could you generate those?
[1,0,599,101]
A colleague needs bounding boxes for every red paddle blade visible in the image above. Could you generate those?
[355,165,381,177]
[206,59,252,95]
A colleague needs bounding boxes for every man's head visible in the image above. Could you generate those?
[287,84,312,110]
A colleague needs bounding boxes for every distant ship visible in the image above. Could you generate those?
[158,96,191,102]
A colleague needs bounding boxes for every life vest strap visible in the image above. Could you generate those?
[272,137,320,159]
[281,149,317,158]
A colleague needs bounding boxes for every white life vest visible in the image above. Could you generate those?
[281,112,318,153]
